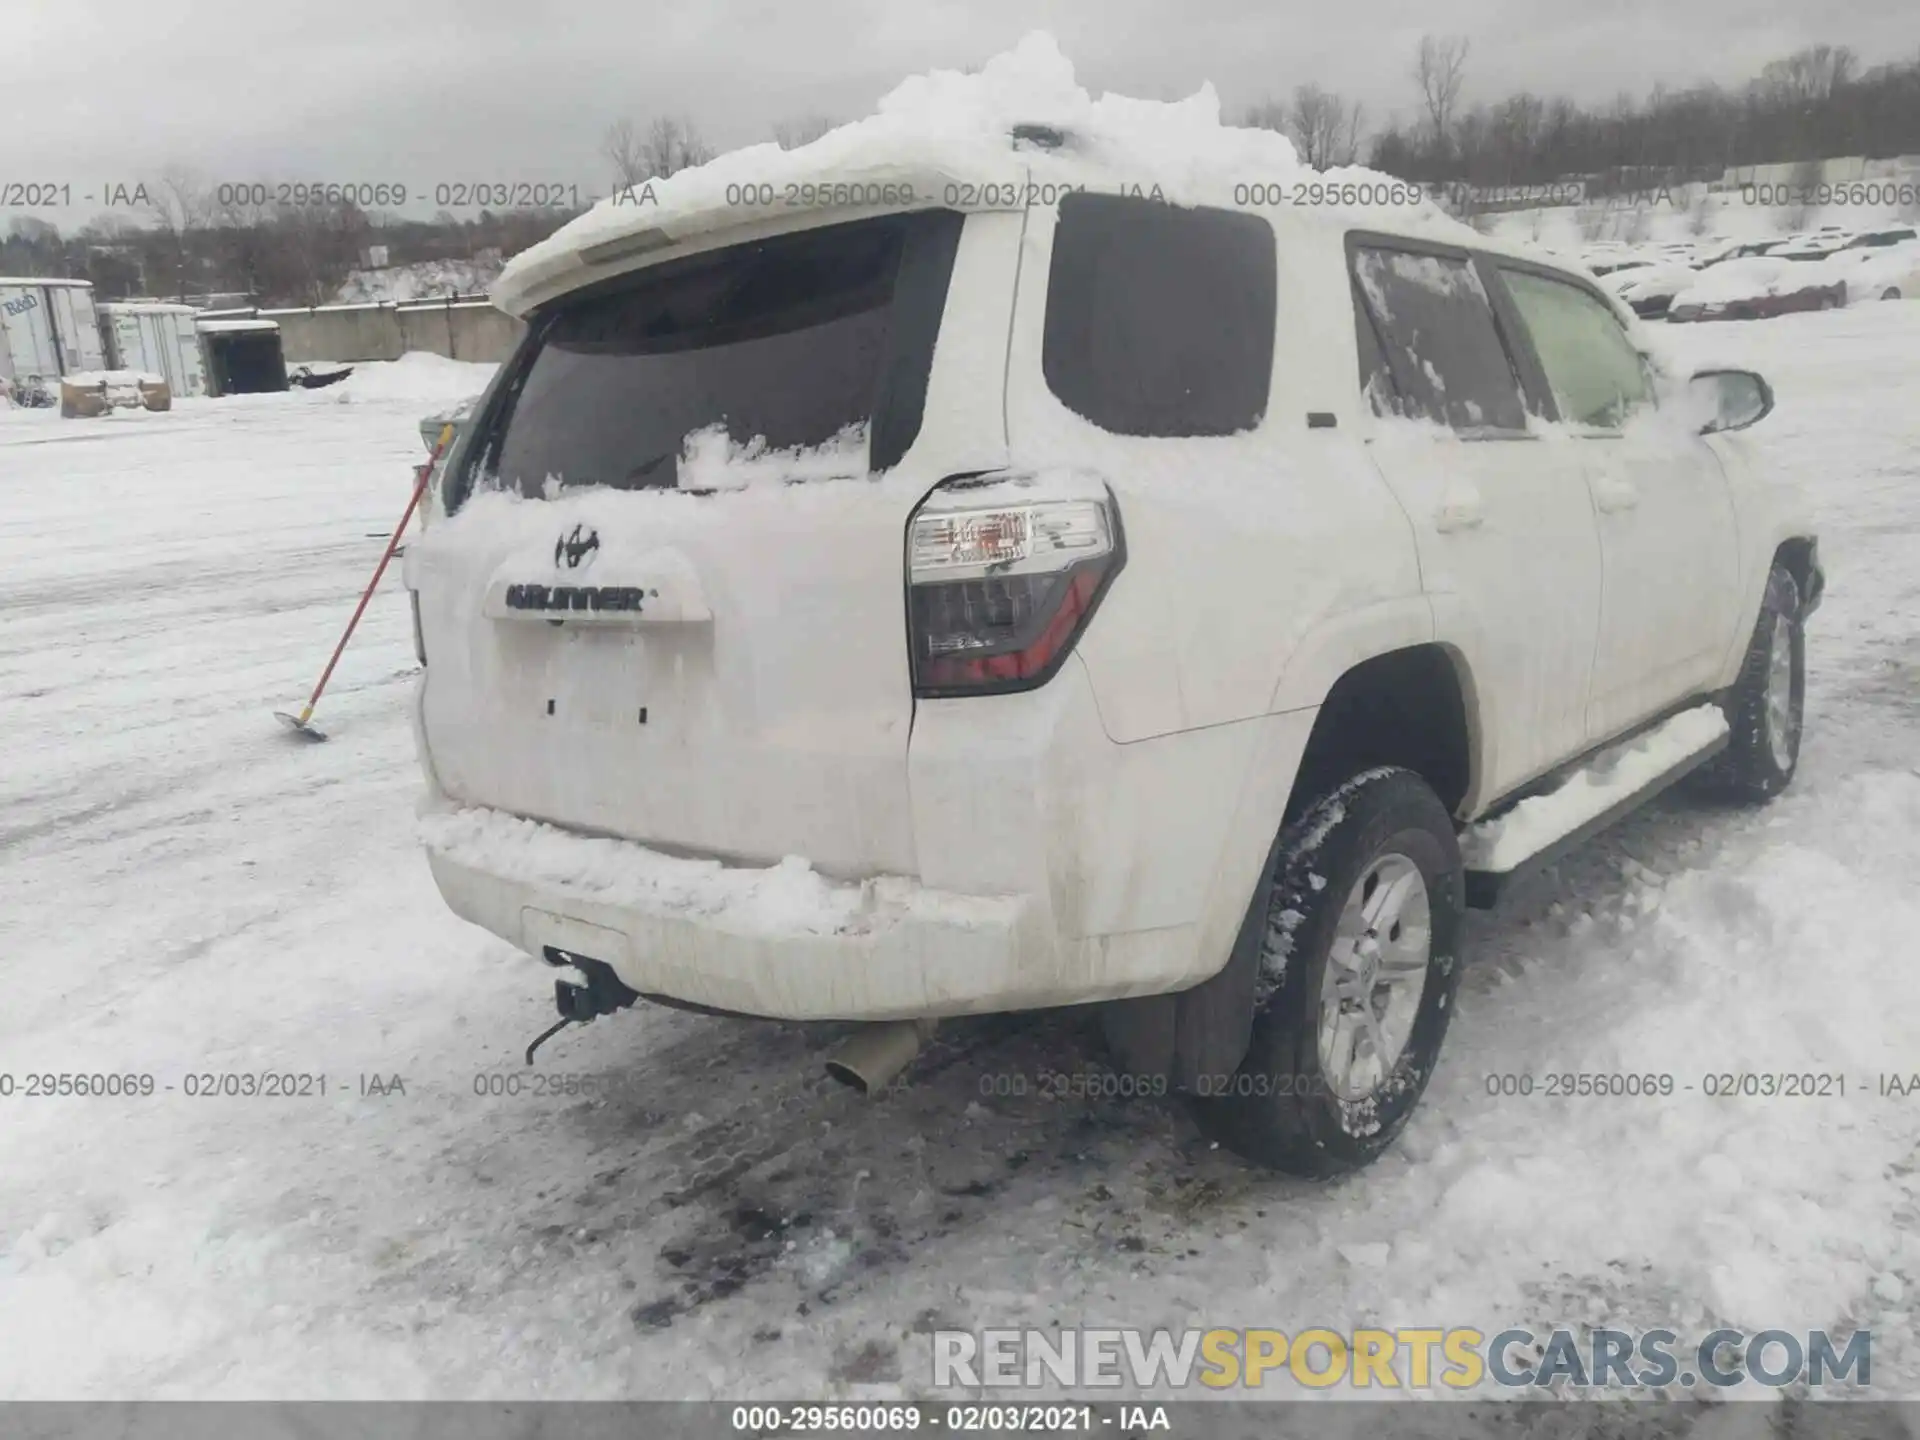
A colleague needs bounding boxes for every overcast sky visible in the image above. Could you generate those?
[6,0,1916,226]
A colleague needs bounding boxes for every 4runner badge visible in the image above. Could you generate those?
[554,525,600,570]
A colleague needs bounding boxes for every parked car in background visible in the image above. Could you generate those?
[1603,260,1697,318]
[1576,242,1656,276]
[1694,238,1787,268]
[1668,255,1847,321]
[1825,240,1920,302]
[1697,240,1766,268]
[1773,230,1856,263]
[1842,226,1918,251]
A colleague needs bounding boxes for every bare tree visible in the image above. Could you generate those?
[645,116,713,178]
[7,214,63,246]
[270,200,374,307]
[143,167,213,299]
[1280,85,1366,168]
[1243,98,1288,134]
[147,166,214,233]
[209,186,279,303]
[76,213,139,239]
[603,118,646,190]
[1413,35,1471,151]
[604,115,713,190]
[1244,89,1363,168]
[773,114,839,149]
[1757,45,1857,106]
[1484,92,1545,182]
[1,215,69,284]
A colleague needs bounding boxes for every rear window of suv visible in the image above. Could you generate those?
[452,210,963,509]
[1042,193,1275,436]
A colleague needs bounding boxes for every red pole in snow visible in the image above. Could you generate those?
[275,422,455,740]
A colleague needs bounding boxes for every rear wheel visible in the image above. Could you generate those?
[1691,563,1804,804]
[1884,288,1903,302]
[1189,768,1463,1177]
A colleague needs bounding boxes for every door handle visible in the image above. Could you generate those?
[1435,489,1485,533]
[1593,476,1640,514]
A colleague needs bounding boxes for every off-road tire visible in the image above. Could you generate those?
[1189,767,1464,1177]
[1690,563,1804,804]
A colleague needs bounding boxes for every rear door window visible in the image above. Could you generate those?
[1496,268,1653,428]
[1353,295,1397,419]
[455,210,962,509]
[1042,193,1275,436]
[1350,245,1528,431]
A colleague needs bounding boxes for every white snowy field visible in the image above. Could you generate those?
[1,322,1917,1404]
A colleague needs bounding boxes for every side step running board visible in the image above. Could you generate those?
[1461,704,1731,909]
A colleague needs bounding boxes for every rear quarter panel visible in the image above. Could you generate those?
[1001,206,1428,743]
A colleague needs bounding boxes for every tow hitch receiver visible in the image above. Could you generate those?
[524,948,641,1063]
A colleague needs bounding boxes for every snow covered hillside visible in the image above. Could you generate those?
[1,310,1918,1405]
[333,258,502,305]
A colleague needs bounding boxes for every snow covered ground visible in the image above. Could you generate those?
[2,307,1918,1406]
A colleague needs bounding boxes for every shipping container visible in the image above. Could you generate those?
[0,278,106,395]
[195,317,288,396]
[98,302,209,398]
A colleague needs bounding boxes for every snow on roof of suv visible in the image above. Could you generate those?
[491,32,1504,319]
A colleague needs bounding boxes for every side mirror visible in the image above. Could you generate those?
[1690,368,1774,434]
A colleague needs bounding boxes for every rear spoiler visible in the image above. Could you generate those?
[491,158,1026,319]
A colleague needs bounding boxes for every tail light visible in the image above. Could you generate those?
[906,489,1124,696]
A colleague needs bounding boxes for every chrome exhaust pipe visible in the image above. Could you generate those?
[824,1019,936,1095]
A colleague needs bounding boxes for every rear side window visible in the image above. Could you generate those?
[1350,246,1527,431]
[1497,268,1652,428]
[1354,296,1396,418]
[455,211,962,508]
[1042,193,1275,436]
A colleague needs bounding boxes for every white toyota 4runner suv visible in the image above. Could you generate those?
[404,125,1822,1177]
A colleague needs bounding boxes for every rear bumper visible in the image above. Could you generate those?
[412,665,1318,1022]
[419,797,1069,1021]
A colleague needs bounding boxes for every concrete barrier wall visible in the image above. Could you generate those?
[397,303,524,363]
[256,299,526,364]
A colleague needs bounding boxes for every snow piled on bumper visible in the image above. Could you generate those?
[417,804,1010,940]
